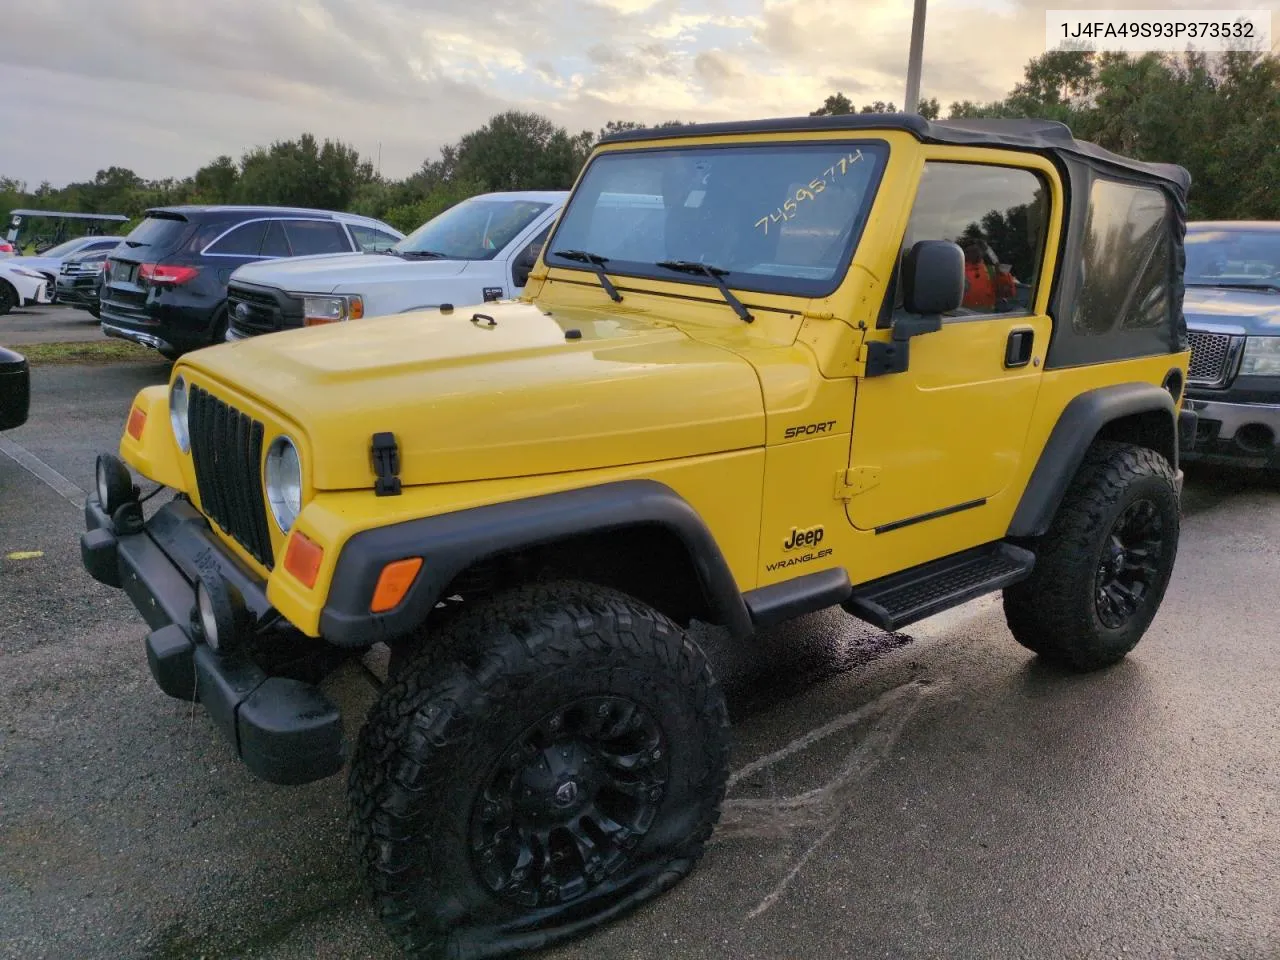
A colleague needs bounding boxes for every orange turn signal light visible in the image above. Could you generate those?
[127,406,147,440]
[283,530,324,589]
[371,557,423,613]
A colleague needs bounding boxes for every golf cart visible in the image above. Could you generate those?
[5,210,130,256]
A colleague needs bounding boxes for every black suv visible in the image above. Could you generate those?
[100,206,403,358]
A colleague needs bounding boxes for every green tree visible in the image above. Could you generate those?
[235,133,374,210]
[811,92,854,116]
[454,111,588,191]
[192,156,239,204]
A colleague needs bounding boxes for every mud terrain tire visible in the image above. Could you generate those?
[348,581,730,959]
[1004,441,1180,671]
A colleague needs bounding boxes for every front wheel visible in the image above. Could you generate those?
[1004,441,1180,671]
[0,280,17,316]
[348,581,730,960]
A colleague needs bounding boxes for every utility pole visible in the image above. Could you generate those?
[904,0,927,114]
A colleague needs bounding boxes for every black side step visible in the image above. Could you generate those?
[843,541,1035,632]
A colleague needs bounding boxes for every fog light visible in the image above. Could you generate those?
[197,582,221,651]
[194,577,245,654]
[95,453,136,514]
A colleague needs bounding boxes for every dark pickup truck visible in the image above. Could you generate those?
[1181,221,1280,470]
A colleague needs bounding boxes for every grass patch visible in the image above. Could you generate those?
[21,340,162,365]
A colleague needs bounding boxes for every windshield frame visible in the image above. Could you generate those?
[41,238,91,258]
[392,197,553,262]
[543,138,891,301]
[1184,225,1280,287]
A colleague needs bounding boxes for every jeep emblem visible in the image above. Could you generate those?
[783,526,824,551]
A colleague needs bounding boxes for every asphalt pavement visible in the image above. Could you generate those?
[0,353,1277,960]
[0,302,108,345]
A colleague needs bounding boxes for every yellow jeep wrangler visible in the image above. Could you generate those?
[82,115,1195,958]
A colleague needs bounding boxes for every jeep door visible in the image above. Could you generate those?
[846,152,1062,546]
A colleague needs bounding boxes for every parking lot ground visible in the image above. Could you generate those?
[1,303,110,345]
[1,361,1277,960]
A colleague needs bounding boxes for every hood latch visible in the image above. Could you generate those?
[371,432,402,497]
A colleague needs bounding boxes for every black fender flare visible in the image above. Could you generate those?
[319,478,753,647]
[1007,382,1177,539]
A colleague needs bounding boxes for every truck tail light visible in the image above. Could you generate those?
[139,263,199,286]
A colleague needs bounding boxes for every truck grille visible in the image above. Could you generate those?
[227,283,301,335]
[188,385,275,568]
[1187,331,1232,385]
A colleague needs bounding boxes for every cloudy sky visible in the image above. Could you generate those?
[0,0,1268,187]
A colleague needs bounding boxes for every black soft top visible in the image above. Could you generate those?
[600,114,1190,194]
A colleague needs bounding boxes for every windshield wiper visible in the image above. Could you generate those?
[655,260,753,323]
[396,249,447,260]
[553,250,622,302]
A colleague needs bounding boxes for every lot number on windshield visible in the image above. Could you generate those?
[754,150,865,235]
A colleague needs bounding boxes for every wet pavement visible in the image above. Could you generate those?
[1,361,1277,960]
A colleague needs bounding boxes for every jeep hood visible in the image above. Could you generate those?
[232,253,468,293]
[1184,286,1280,334]
[186,301,764,490]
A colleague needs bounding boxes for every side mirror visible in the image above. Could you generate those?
[895,239,964,340]
[512,241,543,288]
[0,347,31,431]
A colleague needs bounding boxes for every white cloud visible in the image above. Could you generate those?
[0,0,1212,187]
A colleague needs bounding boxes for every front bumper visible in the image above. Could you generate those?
[1182,395,1280,468]
[80,495,345,785]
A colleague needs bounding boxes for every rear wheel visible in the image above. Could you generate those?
[1004,441,1180,671]
[0,280,17,316]
[348,581,730,960]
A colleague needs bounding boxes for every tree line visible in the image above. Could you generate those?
[3,49,1276,236]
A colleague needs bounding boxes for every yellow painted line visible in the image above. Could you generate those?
[6,550,44,561]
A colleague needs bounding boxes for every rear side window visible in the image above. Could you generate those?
[261,221,291,257]
[123,216,192,253]
[205,221,268,256]
[282,220,350,256]
[1072,180,1172,336]
[349,224,400,253]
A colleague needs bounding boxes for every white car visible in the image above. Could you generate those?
[224,191,567,340]
[0,261,55,315]
[4,236,125,295]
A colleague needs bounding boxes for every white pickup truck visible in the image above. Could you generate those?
[224,191,568,340]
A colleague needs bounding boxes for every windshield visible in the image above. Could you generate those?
[394,198,551,260]
[42,238,88,258]
[545,141,887,297]
[123,216,191,250]
[1185,227,1280,286]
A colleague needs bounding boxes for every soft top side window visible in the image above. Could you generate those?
[1071,179,1172,336]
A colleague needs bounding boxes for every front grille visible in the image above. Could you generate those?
[227,284,301,335]
[1187,331,1232,384]
[188,385,275,568]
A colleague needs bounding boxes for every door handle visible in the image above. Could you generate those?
[1005,328,1034,368]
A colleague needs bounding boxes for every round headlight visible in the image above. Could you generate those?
[170,376,190,453]
[265,435,303,532]
[196,582,220,651]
